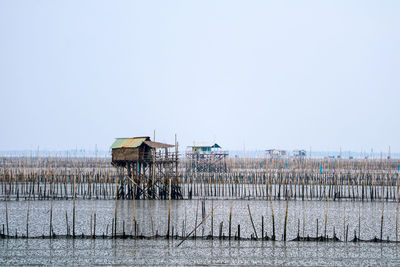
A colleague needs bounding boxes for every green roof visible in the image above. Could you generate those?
[189,143,221,149]
[110,137,150,149]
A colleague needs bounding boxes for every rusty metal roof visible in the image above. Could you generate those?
[111,137,150,149]
[144,141,174,149]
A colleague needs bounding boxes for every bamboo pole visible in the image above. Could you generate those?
[247,204,258,240]
[72,171,76,238]
[270,199,275,240]
[49,199,53,237]
[324,197,329,239]
[114,175,119,238]
[228,202,232,240]
[343,207,346,242]
[167,178,171,239]
[194,199,199,239]
[358,204,361,240]
[26,199,30,238]
[283,194,289,241]
[5,199,9,237]
[380,193,385,240]
[211,200,214,238]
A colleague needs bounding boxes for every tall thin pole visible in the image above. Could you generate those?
[133,165,136,237]
[73,171,76,238]
[152,130,156,199]
[175,134,178,184]
[167,178,172,238]
[114,175,119,237]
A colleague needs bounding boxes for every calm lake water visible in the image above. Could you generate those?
[1,199,399,240]
[1,238,400,266]
[1,199,400,265]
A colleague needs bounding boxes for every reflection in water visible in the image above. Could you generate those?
[1,199,400,241]
[1,238,400,265]
[2,199,400,265]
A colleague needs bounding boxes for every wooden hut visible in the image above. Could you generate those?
[186,142,229,172]
[111,136,181,199]
[111,137,173,164]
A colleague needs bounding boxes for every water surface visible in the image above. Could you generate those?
[1,238,400,266]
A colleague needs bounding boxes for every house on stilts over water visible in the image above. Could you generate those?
[111,136,182,199]
[186,142,229,172]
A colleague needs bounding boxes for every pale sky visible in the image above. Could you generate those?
[0,0,399,152]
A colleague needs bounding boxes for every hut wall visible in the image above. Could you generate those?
[112,148,139,161]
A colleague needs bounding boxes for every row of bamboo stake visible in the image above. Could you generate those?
[2,193,400,244]
[1,156,400,243]
[1,167,399,201]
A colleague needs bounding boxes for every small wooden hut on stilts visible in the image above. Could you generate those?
[186,142,228,172]
[111,136,182,199]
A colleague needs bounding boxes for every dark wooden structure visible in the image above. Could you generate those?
[111,136,182,199]
[185,142,228,172]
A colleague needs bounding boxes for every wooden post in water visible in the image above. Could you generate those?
[358,204,361,240]
[228,202,232,240]
[283,195,289,241]
[93,213,96,238]
[302,202,306,240]
[65,211,69,237]
[5,200,9,237]
[72,172,76,238]
[270,199,275,240]
[26,199,30,238]
[49,200,53,237]
[343,207,346,242]
[261,216,264,240]
[247,204,258,240]
[111,218,114,238]
[397,172,400,242]
[114,175,119,238]
[90,199,93,237]
[297,218,300,239]
[219,221,223,239]
[194,200,199,239]
[167,178,171,239]
[396,194,399,242]
[211,200,214,238]
[324,197,329,239]
[380,195,384,240]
